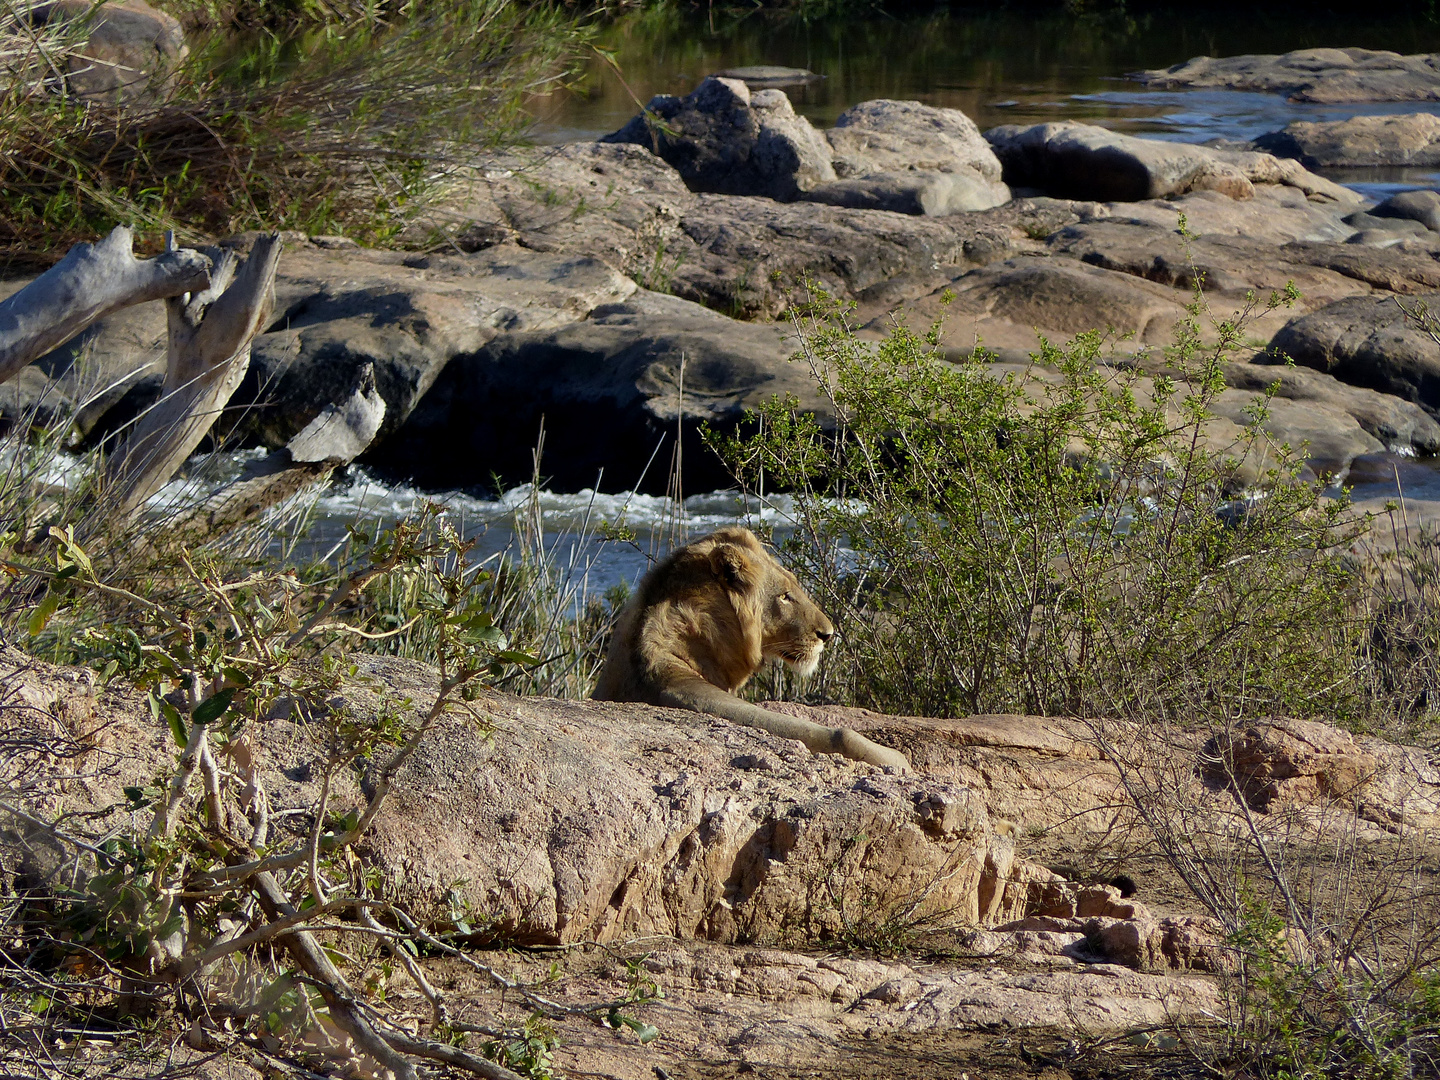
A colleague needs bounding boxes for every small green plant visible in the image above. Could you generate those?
[483,1012,563,1079]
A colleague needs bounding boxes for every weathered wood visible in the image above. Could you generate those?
[160,364,386,547]
[104,234,283,521]
[0,226,211,385]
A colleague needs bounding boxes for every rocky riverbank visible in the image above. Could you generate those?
[5,57,1440,504]
[6,639,1439,1077]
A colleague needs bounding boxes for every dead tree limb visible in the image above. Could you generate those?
[158,363,387,548]
[0,226,211,385]
[103,234,283,521]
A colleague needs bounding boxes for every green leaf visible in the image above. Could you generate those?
[496,650,541,666]
[152,695,187,748]
[192,687,236,725]
[27,589,61,636]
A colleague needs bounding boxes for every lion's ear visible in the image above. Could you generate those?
[709,542,758,592]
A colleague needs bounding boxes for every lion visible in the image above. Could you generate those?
[593,527,910,771]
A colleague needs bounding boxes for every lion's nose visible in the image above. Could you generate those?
[816,628,834,643]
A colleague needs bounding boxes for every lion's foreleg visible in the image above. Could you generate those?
[656,679,910,771]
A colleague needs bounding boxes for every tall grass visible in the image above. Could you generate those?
[0,0,590,268]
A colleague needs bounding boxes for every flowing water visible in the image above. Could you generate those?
[337,8,1440,587]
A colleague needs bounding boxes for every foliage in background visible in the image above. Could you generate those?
[718,282,1363,726]
[0,0,589,268]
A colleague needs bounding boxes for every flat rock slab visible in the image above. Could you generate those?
[1255,112,1440,168]
[447,940,1221,1079]
[1134,49,1440,104]
[713,65,823,88]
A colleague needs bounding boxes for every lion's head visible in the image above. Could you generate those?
[594,526,837,701]
[671,527,835,690]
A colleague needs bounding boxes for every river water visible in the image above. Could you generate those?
[305,8,1440,589]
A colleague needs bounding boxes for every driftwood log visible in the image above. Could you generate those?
[0,227,384,536]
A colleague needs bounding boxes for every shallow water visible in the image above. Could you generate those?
[534,7,1440,194]
[148,452,810,595]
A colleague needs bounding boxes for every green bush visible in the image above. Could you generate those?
[716,283,1363,727]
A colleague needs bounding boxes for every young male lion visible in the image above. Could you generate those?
[593,527,910,771]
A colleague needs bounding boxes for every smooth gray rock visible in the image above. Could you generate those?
[1253,112,1440,168]
[985,122,1249,202]
[601,77,835,201]
[1342,211,1432,237]
[1219,360,1440,455]
[1268,292,1440,410]
[370,291,824,494]
[713,65,822,88]
[802,169,1009,215]
[1133,49,1440,104]
[986,123,1361,208]
[31,0,187,103]
[827,99,1006,185]
[1371,190,1440,232]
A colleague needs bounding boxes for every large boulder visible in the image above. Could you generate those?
[816,99,1010,213]
[30,0,187,103]
[1268,292,1440,410]
[368,290,821,493]
[1253,112,1440,168]
[601,77,835,201]
[1133,49,1440,104]
[986,122,1252,202]
[1371,190,1440,233]
[228,240,635,449]
[985,122,1358,207]
[828,99,1005,182]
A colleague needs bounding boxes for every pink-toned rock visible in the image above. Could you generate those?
[1206,717,1381,810]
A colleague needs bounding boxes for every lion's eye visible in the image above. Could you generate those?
[778,593,792,605]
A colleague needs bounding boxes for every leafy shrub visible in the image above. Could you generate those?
[716,284,1362,726]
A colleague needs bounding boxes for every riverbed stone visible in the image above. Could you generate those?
[1253,112,1440,168]
[602,77,835,201]
[1372,190,1440,232]
[802,168,1008,215]
[1133,49,1440,104]
[826,99,1006,185]
[985,122,1235,202]
[31,0,187,103]
[985,122,1358,208]
[1268,292,1440,410]
[368,290,820,493]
